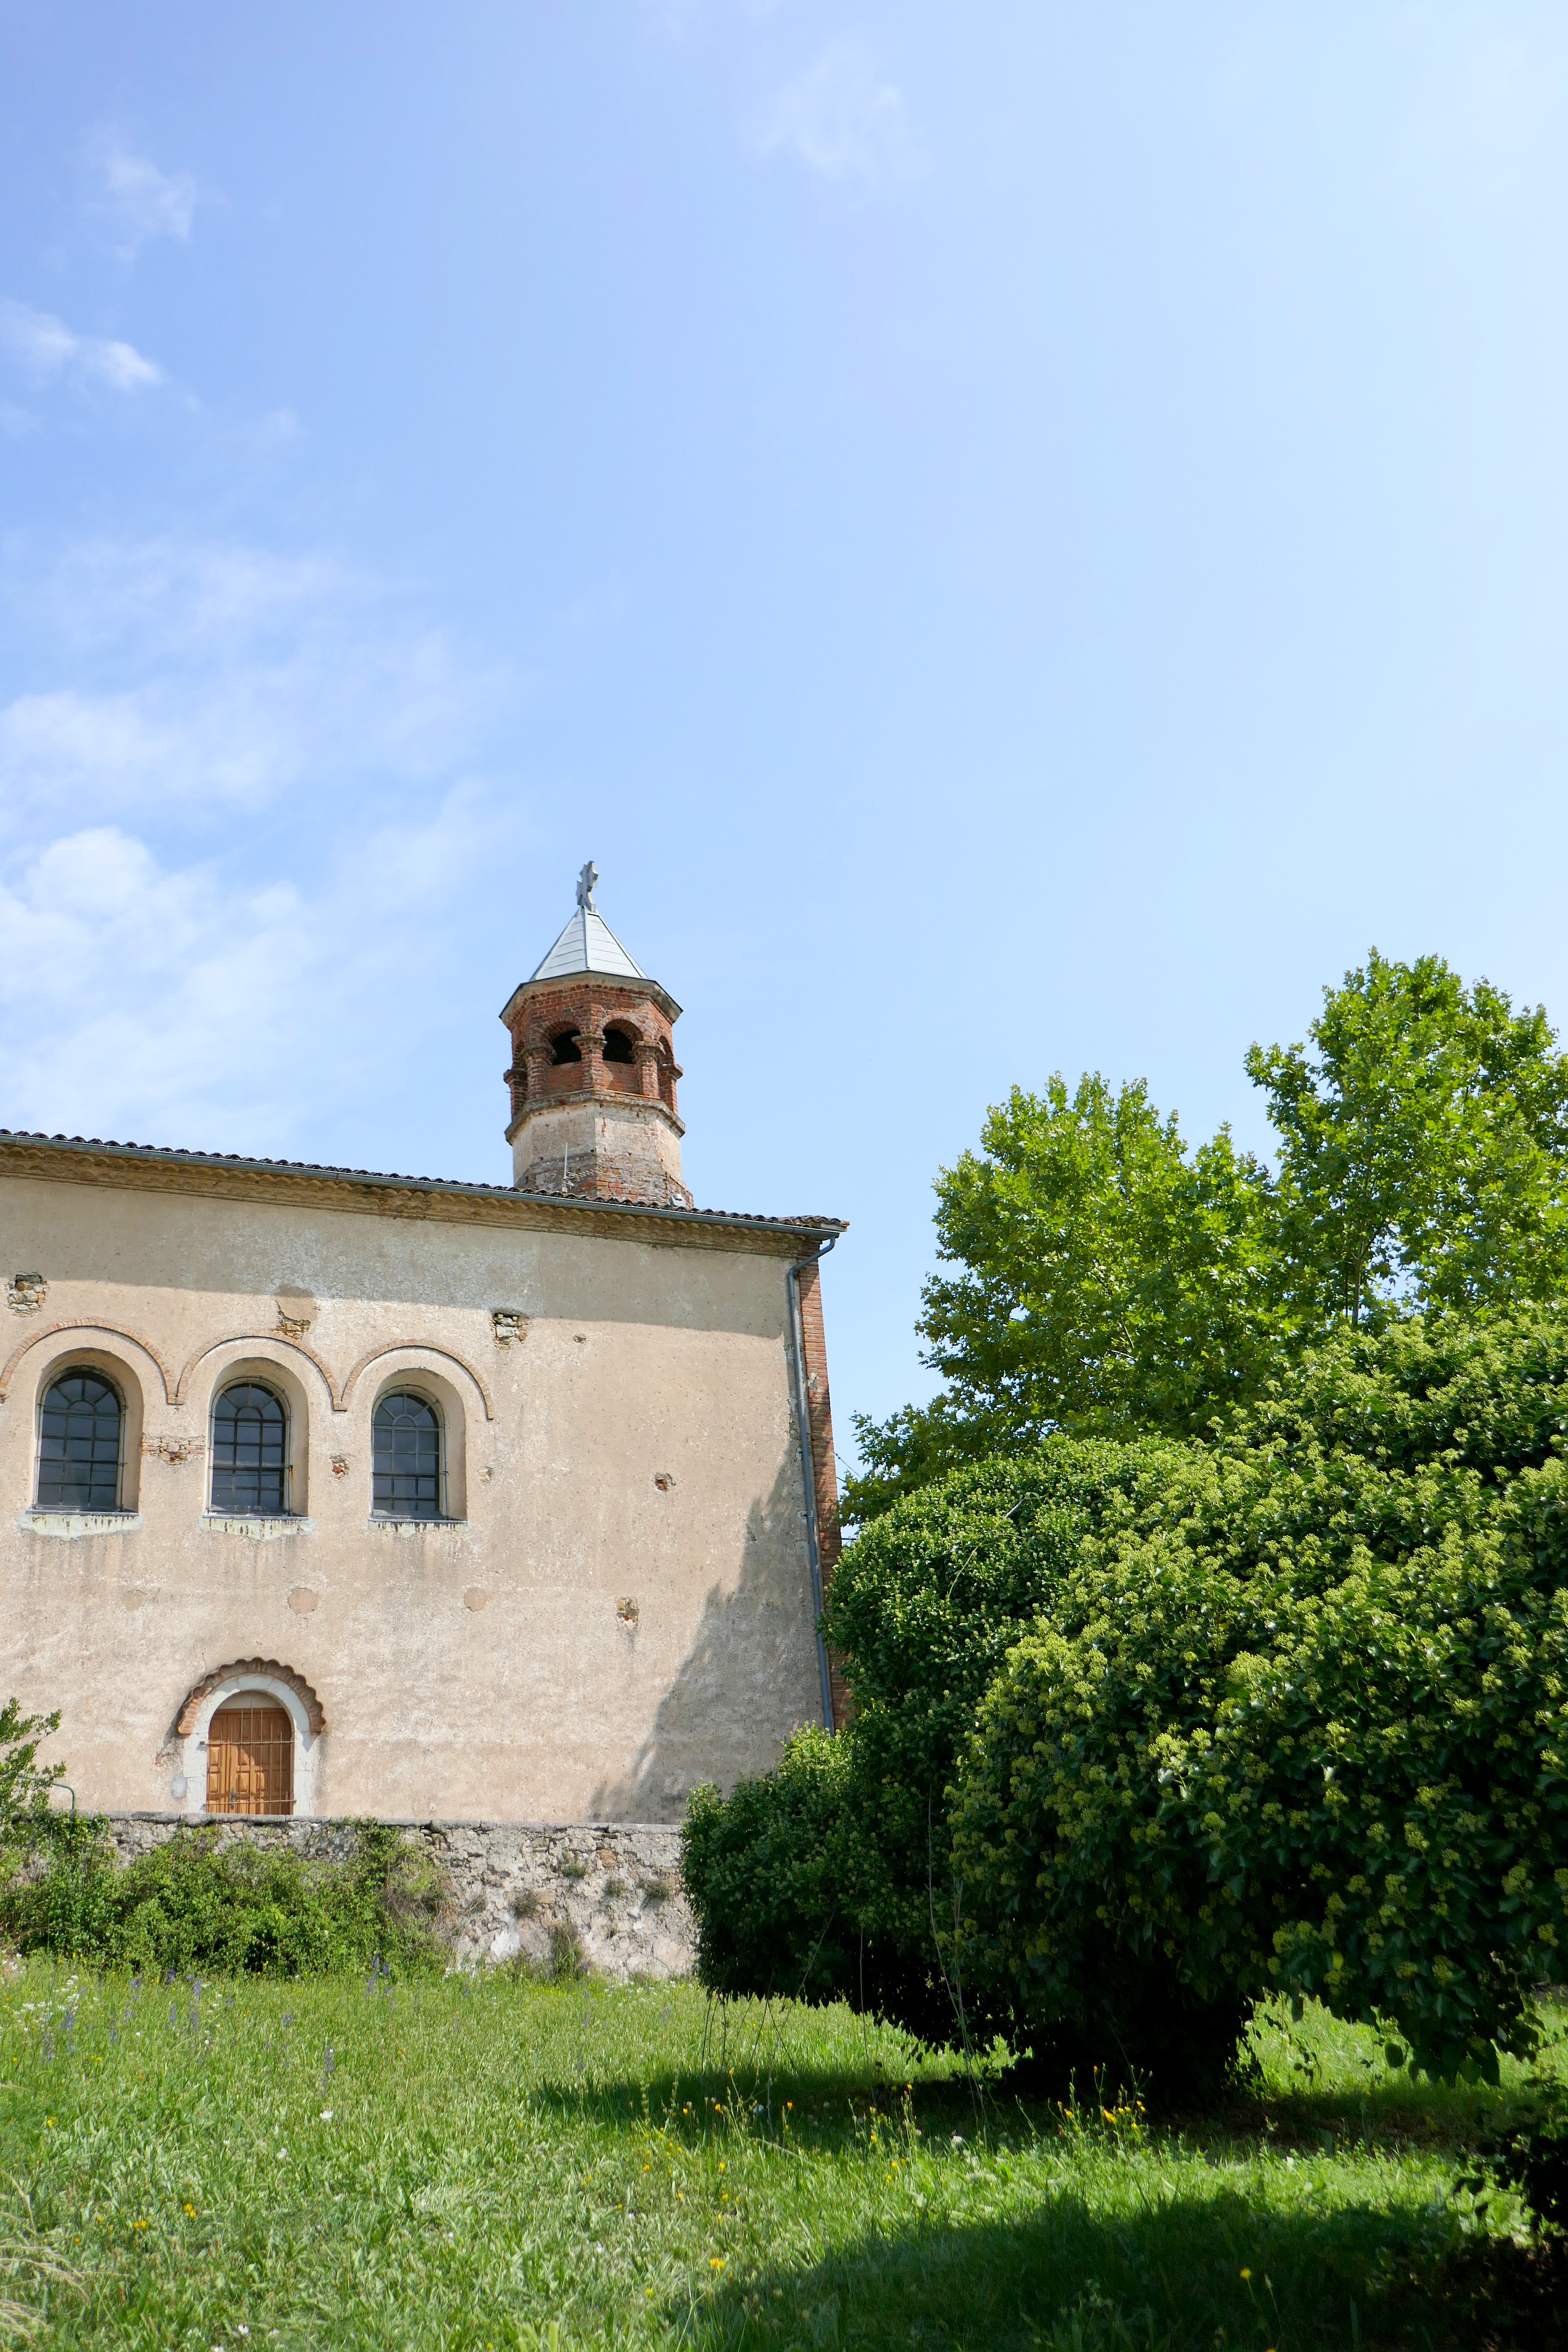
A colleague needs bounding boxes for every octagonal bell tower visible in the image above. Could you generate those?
[499,864,692,1208]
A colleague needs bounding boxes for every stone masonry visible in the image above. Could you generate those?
[103,1814,695,1982]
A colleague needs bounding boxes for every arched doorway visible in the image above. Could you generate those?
[205,1694,294,1816]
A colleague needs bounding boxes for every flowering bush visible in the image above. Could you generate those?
[952,1308,1568,2083]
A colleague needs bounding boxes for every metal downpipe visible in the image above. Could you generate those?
[786,1235,839,1731]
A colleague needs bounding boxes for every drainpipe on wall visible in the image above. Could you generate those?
[786,1236,839,1732]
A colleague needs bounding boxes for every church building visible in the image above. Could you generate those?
[0,870,845,1828]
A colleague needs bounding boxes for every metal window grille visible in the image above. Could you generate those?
[205,1703,294,1816]
[210,1381,288,1514]
[35,1369,122,1510]
[372,1391,442,1519]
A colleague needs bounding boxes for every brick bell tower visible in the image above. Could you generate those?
[499,862,692,1208]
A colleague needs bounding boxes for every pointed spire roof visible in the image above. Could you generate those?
[528,862,648,983]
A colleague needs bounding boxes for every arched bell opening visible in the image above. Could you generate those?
[601,1022,642,1095]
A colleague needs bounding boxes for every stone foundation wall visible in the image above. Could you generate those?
[103,1815,696,1983]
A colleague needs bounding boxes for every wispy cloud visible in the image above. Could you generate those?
[0,300,164,393]
[754,36,927,188]
[83,131,198,258]
[0,530,524,1155]
[0,799,497,1147]
[0,535,508,831]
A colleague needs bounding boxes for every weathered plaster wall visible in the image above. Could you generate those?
[512,1099,688,1205]
[1,1170,828,1822]
[101,1815,695,1981]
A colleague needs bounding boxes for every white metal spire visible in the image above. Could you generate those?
[529,870,648,982]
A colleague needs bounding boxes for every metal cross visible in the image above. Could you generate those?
[576,860,598,913]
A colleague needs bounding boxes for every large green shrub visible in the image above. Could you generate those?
[2,1818,450,1977]
[951,1308,1568,2084]
[684,1438,1167,2041]
[819,1438,1171,1957]
[683,1728,855,2001]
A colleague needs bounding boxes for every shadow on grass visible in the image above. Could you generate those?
[672,2184,1565,2352]
[1189,2077,1554,2158]
[528,2054,1540,2166]
[529,2064,986,2147]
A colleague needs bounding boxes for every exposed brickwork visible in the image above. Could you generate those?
[502,981,683,1130]
[514,1140,693,1210]
[175,1658,325,1736]
[501,977,692,1207]
[795,1254,852,1730]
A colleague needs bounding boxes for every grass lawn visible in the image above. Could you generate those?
[0,1961,1562,2349]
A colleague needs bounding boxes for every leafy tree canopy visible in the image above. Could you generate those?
[847,951,1568,1522]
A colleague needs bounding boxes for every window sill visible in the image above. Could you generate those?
[368,1515,468,1531]
[200,1513,314,1541]
[18,1508,141,1540]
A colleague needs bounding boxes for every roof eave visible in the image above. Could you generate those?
[499,971,683,1028]
[0,1129,842,1246]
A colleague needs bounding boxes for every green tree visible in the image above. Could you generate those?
[1250,948,1568,1327]
[0,1695,62,1838]
[847,1074,1283,1519]
[848,952,1568,1522]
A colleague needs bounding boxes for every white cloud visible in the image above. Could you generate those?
[0,300,164,393]
[0,826,312,1138]
[754,36,927,188]
[83,132,198,257]
[0,800,501,1146]
[0,535,507,837]
[0,530,525,1155]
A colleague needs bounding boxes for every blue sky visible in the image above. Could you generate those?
[3,3,1567,1461]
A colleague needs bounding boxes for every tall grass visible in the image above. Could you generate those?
[0,1963,1561,2348]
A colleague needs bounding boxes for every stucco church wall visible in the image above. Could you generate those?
[0,1169,828,1824]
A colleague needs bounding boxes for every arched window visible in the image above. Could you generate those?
[602,1026,636,1064]
[549,1028,582,1066]
[211,1381,289,1516]
[36,1368,123,1511]
[205,1696,294,1816]
[373,1391,443,1519]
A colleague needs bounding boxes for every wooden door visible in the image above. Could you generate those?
[205,1703,294,1816]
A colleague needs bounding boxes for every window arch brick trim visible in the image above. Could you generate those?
[340,1341,494,1420]
[176,1657,325,1737]
[0,1321,175,1406]
[175,1332,340,1410]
